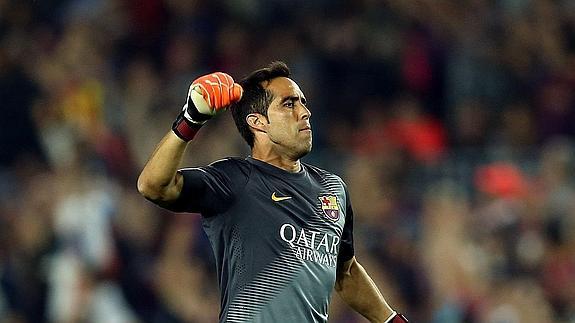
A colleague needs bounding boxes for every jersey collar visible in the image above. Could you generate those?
[246,157,308,180]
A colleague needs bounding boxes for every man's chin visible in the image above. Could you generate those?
[294,144,312,160]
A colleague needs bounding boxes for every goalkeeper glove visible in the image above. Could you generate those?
[385,312,408,323]
[172,72,243,141]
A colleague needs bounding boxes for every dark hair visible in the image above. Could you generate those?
[231,61,291,147]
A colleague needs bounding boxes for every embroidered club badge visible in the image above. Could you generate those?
[318,195,340,221]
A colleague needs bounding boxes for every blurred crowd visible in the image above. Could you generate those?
[1,0,575,322]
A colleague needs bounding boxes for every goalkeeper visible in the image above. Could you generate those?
[138,62,408,323]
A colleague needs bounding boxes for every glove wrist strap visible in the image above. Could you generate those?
[172,110,204,142]
[384,311,408,323]
[384,311,397,323]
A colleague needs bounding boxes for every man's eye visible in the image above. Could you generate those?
[284,101,294,108]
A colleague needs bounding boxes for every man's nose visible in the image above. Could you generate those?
[300,104,311,120]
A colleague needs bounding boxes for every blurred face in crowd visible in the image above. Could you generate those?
[256,77,312,160]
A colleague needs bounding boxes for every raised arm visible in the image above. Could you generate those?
[137,132,188,204]
[137,72,242,206]
[336,257,408,323]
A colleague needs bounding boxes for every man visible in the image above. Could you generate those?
[137,62,408,323]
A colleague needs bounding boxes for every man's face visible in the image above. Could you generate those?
[262,77,312,159]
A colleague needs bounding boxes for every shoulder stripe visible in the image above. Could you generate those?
[178,167,208,173]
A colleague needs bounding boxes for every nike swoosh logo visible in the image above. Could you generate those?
[271,192,292,202]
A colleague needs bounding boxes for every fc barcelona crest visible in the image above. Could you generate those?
[318,195,340,221]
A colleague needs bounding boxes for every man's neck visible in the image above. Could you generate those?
[251,150,301,173]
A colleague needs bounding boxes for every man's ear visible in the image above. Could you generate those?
[246,113,268,133]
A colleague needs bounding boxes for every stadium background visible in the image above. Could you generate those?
[1,0,575,322]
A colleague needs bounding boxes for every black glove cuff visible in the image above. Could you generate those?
[390,313,408,323]
[172,110,203,142]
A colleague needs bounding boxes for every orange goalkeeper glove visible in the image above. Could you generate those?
[172,72,243,141]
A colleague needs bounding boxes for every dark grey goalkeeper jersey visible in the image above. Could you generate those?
[169,157,354,323]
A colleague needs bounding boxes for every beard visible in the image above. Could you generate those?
[268,129,313,160]
[289,136,313,160]
[292,143,312,160]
